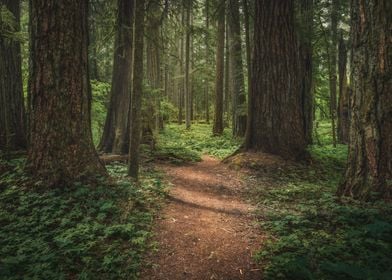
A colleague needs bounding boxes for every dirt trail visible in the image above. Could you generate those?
[141,155,263,280]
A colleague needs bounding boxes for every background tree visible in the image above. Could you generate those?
[337,0,391,200]
[0,0,26,150]
[27,0,106,185]
[213,0,225,136]
[245,0,307,160]
[128,0,145,179]
[99,0,134,154]
[298,0,314,144]
[228,0,246,137]
[337,32,349,144]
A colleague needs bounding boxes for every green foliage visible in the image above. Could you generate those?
[0,5,23,41]
[0,157,167,279]
[252,145,392,280]
[91,80,110,145]
[155,124,241,162]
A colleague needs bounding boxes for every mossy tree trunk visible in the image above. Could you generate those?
[28,0,106,186]
[0,0,26,151]
[337,0,391,200]
[245,0,307,160]
[99,0,134,154]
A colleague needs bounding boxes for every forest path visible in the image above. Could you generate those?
[140,155,263,280]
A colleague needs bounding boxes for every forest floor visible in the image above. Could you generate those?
[140,155,264,280]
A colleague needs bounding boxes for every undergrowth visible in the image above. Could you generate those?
[251,144,392,280]
[0,156,167,279]
[155,123,241,162]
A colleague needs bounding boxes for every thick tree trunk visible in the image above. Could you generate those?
[245,0,307,160]
[228,0,246,137]
[0,0,26,151]
[298,0,314,144]
[337,33,350,144]
[213,0,225,136]
[128,0,145,179]
[99,0,134,154]
[337,0,391,200]
[28,0,106,185]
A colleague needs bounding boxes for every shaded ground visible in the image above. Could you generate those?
[141,155,264,280]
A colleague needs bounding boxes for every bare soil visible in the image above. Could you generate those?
[140,155,264,280]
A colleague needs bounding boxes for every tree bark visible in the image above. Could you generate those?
[337,32,349,144]
[337,0,391,200]
[128,0,145,179]
[213,0,225,136]
[0,0,26,151]
[99,0,134,154]
[298,0,314,144]
[146,0,162,132]
[184,0,192,129]
[205,0,210,124]
[245,0,307,160]
[329,0,338,147]
[27,0,106,186]
[228,0,246,137]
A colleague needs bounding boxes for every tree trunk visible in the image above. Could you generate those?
[184,0,192,129]
[128,0,145,179]
[146,0,162,132]
[205,0,210,124]
[329,0,338,147]
[178,8,185,125]
[28,0,106,186]
[224,16,230,127]
[298,0,314,144]
[0,0,26,151]
[337,0,391,200]
[245,0,307,160]
[99,0,134,154]
[213,0,225,136]
[337,32,350,144]
[228,0,246,137]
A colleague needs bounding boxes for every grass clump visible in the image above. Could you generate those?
[0,157,167,279]
[156,123,241,162]
[252,144,392,280]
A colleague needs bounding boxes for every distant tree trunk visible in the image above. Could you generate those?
[329,0,338,147]
[184,0,192,129]
[205,0,210,124]
[337,0,391,200]
[213,0,225,136]
[245,0,307,160]
[28,0,106,185]
[243,0,252,144]
[146,0,162,131]
[128,0,145,179]
[178,8,185,125]
[337,33,349,144]
[224,16,230,127]
[228,0,246,137]
[99,0,134,154]
[0,0,26,151]
[242,0,251,107]
[298,0,314,144]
